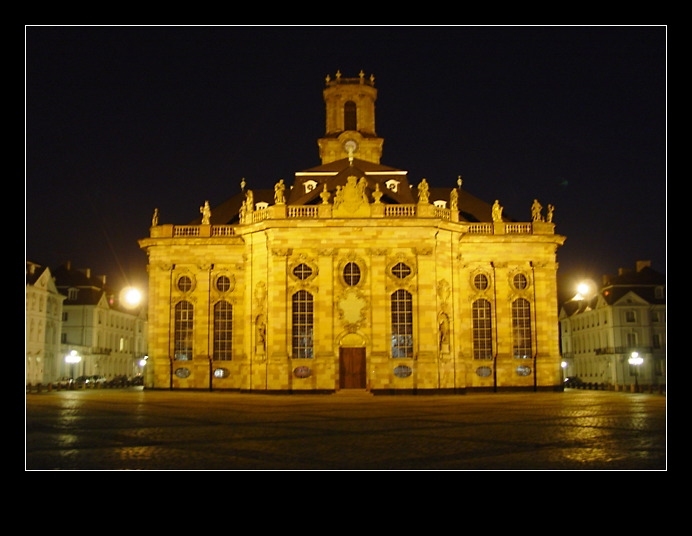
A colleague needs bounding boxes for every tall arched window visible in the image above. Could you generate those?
[512,298,532,359]
[174,301,194,360]
[213,300,233,361]
[292,290,314,358]
[344,101,357,131]
[391,289,413,358]
[472,299,492,359]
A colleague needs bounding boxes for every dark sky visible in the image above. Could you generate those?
[26,26,666,302]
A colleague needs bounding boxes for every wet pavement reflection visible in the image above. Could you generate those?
[26,389,666,471]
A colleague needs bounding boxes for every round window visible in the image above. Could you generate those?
[177,276,192,292]
[513,273,528,290]
[474,274,489,290]
[216,275,231,292]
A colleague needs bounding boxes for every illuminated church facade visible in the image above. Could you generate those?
[139,71,566,394]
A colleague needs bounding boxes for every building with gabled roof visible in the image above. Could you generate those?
[139,71,566,393]
[559,260,666,392]
[26,262,65,385]
[50,261,148,382]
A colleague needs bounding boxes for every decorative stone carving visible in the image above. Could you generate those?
[336,288,368,331]
[333,176,370,217]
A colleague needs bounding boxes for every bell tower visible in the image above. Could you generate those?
[318,70,384,165]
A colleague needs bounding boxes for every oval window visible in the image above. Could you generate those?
[174,367,191,378]
[214,368,230,379]
[476,366,492,378]
[393,365,413,378]
[516,365,532,376]
[293,366,312,378]
[343,262,361,286]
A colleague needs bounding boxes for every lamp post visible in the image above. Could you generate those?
[628,351,643,393]
[65,350,82,387]
[561,360,567,384]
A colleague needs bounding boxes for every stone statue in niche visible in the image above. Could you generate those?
[256,314,266,354]
[439,313,450,353]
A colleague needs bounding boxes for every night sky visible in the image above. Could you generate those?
[26,26,666,303]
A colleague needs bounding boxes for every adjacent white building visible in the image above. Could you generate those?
[25,262,65,385]
[559,260,666,392]
[25,261,148,385]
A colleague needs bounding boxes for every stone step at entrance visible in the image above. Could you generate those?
[333,389,373,396]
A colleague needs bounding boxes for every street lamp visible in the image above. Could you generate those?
[628,351,643,393]
[561,360,567,383]
[120,286,143,309]
[65,350,82,383]
[572,279,596,301]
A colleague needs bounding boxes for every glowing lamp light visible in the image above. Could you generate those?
[65,350,81,364]
[628,351,643,367]
[572,279,596,302]
[65,350,82,381]
[628,351,643,392]
[120,287,143,309]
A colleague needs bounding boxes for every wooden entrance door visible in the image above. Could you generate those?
[339,347,366,389]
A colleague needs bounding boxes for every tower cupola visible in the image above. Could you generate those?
[318,70,384,165]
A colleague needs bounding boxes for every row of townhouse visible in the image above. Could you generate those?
[25,260,147,386]
[559,260,666,392]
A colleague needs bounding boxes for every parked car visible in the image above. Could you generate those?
[564,376,583,388]
[107,375,129,388]
[75,375,106,386]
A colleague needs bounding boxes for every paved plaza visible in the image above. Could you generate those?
[25,388,666,471]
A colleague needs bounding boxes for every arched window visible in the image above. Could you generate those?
[292,290,314,358]
[512,298,532,359]
[391,289,413,358]
[344,101,357,131]
[174,301,194,361]
[472,299,492,359]
[213,300,232,361]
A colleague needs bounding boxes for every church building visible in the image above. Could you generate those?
[138,71,566,393]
